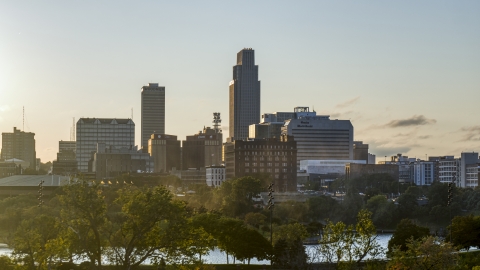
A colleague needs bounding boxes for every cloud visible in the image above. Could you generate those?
[330,111,353,118]
[418,135,431,139]
[459,126,480,141]
[383,115,436,128]
[369,145,412,158]
[335,96,360,109]
[0,105,10,112]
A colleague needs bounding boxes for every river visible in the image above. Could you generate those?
[0,234,393,265]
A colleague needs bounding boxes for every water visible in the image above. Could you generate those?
[0,234,393,265]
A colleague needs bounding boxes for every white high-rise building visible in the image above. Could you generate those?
[76,118,134,173]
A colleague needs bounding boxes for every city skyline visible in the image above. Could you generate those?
[1,1,479,162]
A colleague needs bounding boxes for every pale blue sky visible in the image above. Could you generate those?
[1,1,479,162]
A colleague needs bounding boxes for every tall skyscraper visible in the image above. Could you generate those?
[1,127,36,169]
[141,83,165,151]
[229,48,260,141]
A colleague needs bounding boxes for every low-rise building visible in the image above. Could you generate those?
[345,163,399,181]
[206,166,225,187]
[148,134,181,173]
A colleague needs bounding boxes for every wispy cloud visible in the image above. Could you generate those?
[335,96,360,109]
[418,135,431,139]
[459,126,480,141]
[383,115,436,128]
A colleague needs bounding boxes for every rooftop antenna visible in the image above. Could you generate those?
[70,117,76,141]
[23,106,24,131]
[213,112,221,133]
[131,108,133,119]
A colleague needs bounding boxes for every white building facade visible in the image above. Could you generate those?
[206,166,226,187]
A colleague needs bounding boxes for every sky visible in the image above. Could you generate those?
[1,1,479,163]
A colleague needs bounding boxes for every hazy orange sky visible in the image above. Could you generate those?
[1,1,479,162]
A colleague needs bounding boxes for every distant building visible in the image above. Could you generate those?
[353,141,369,164]
[429,156,460,185]
[182,127,223,170]
[206,166,226,187]
[249,122,284,140]
[1,127,36,169]
[345,163,399,181]
[368,153,376,165]
[229,48,261,141]
[460,152,479,188]
[465,164,479,188]
[141,83,165,151]
[223,135,297,192]
[300,160,366,175]
[282,109,354,167]
[379,154,416,183]
[171,168,206,187]
[413,161,435,186]
[148,134,181,173]
[76,118,135,173]
[92,143,153,179]
[0,162,20,178]
[52,140,77,175]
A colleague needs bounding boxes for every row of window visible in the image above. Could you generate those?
[244,162,289,167]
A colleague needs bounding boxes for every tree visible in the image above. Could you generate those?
[307,195,338,221]
[57,180,108,269]
[273,223,309,245]
[388,219,430,255]
[315,209,384,268]
[366,195,395,228]
[447,214,480,250]
[272,238,308,269]
[107,185,195,268]
[215,176,263,217]
[387,236,457,270]
[244,212,267,229]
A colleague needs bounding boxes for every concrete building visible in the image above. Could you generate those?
[465,164,479,188]
[300,160,366,175]
[413,161,435,186]
[368,153,376,165]
[353,141,369,164]
[281,109,353,167]
[182,127,223,169]
[206,166,226,187]
[1,127,36,169]
[92,143,153,179]
[229,48,261,141]
[76,118,135,173]
[223,135,297,192]
[379,154,416,183]
[148,134,181,173]
[345,163,399,181]
[460,152,479,188]
[430,156,460,185]
[0,162,20,178]
[171,168,206,187]
[249,122,284,140]
[52,140,77,175]
[141,83,165,151]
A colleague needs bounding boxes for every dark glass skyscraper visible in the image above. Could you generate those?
[141,83,165,151]
[229,48,261,141]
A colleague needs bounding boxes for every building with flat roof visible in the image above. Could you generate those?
[460,152,479,188]
[1,127,36,169]
[229,48,260,141]
[182,127,223,170]
[345,163,399,181]
[148,134,181,173]
[223,135,297,192]
[282,112,353,167]
[141,83,165,151]
[206,166,226,187]
[76,118,135,173]
[300,159,366,175]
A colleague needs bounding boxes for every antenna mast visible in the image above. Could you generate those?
[23,106,24,131]
[131,108,133,119]
[213,112,221,133]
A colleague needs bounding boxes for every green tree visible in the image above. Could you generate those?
[307,195,339,221]
[0,255,14,270]
[215,176,263,217]
[272,238,308,269]
[273,223,309,245]
[107,185,195,268]
[366,195,395,228]
[447,214,480,250]
[387,219,430,255]
[387,236,457,270]
[57,180,108,269]
[244,212,267,229]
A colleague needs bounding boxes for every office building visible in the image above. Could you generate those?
[229,48,261,141]
[206,165,226,187]
[1,127,36,169]
[148,134,181,173]
[76,118,135,173]
[460,152,479,188]
[353,141,369,163]
[141,83,165,151]
[465,164,479,188]
[300,160,366,175]
[413,161,435,186]
[92,144,153,179]
[182,127,223,169]
[171,168,206,187]
[249,122,284,140]
[223,135,297,192]
[281,108,353,167]
[345,163,399,181]
[52,140,77,175]
[379,154,416,183]
[432,156,460,185]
